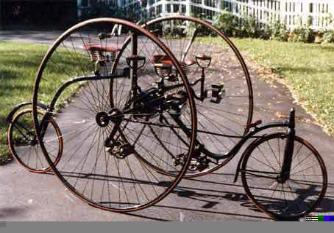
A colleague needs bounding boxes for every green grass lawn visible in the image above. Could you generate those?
[0,41,89,163]
[0,41,48,162]
[231,38,334,136]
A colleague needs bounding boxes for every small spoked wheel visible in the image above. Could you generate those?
[7,108,63,173]
[141,16,253,177]
[241,133,327,220]
[32,18,197,212]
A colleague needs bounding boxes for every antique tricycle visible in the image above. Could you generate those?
[7,16,327,221]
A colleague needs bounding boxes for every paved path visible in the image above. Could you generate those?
[0,31,62,44]
[0,31,333,221]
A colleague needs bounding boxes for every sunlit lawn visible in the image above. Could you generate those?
[0,41,88,162]
[232,38,334,136]
[0,41,48,162]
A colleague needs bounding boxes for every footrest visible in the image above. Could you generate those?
[210,84,225,103]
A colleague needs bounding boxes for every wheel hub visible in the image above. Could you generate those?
[95,112,109,127]
[276,173,289,184]
[95,109,123,127]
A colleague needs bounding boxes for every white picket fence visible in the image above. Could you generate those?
[145,0,334,30]
[229,0,334,30]
[76,0,334,30]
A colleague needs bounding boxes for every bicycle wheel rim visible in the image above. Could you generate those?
[7,109,63,173]
[32,18,197,212]
[142,15,253,177]
[241,133,327,220]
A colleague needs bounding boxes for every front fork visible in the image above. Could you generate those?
[233,108,296,183]
[279,108,296,183]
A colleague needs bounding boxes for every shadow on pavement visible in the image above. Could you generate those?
[0,207,28,218]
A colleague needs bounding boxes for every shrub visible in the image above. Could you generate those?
[213,10,326,44]
[239,15,259,38]
[289,27,315,43]
[213,10,239,37]
[259,24,272,40]
[322,30,334,43]
[269,21,288,41]
[214,11,280,40]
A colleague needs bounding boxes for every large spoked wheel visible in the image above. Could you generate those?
[32,18,197,212]
[241,133,327,220]
[137,16,253,177]
[7,108,63,173]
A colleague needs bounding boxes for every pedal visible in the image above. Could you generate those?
[188,144,209,172]
[106,141,133,159]
[118,143,134,158]
[174,146,209,172]
[173,153,186,166]
[210,84,225,103]
[165,91,187,116]
[189,157,209,172]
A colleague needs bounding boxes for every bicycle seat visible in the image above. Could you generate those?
[85,44,121,62]
[152,54,196,68]
[84,44,120,53]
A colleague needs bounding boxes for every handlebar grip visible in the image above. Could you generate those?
[195,54,212,68]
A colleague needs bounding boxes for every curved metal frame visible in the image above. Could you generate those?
[241,132,328,220]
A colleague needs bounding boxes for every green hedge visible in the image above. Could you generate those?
[213,10,334,44]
